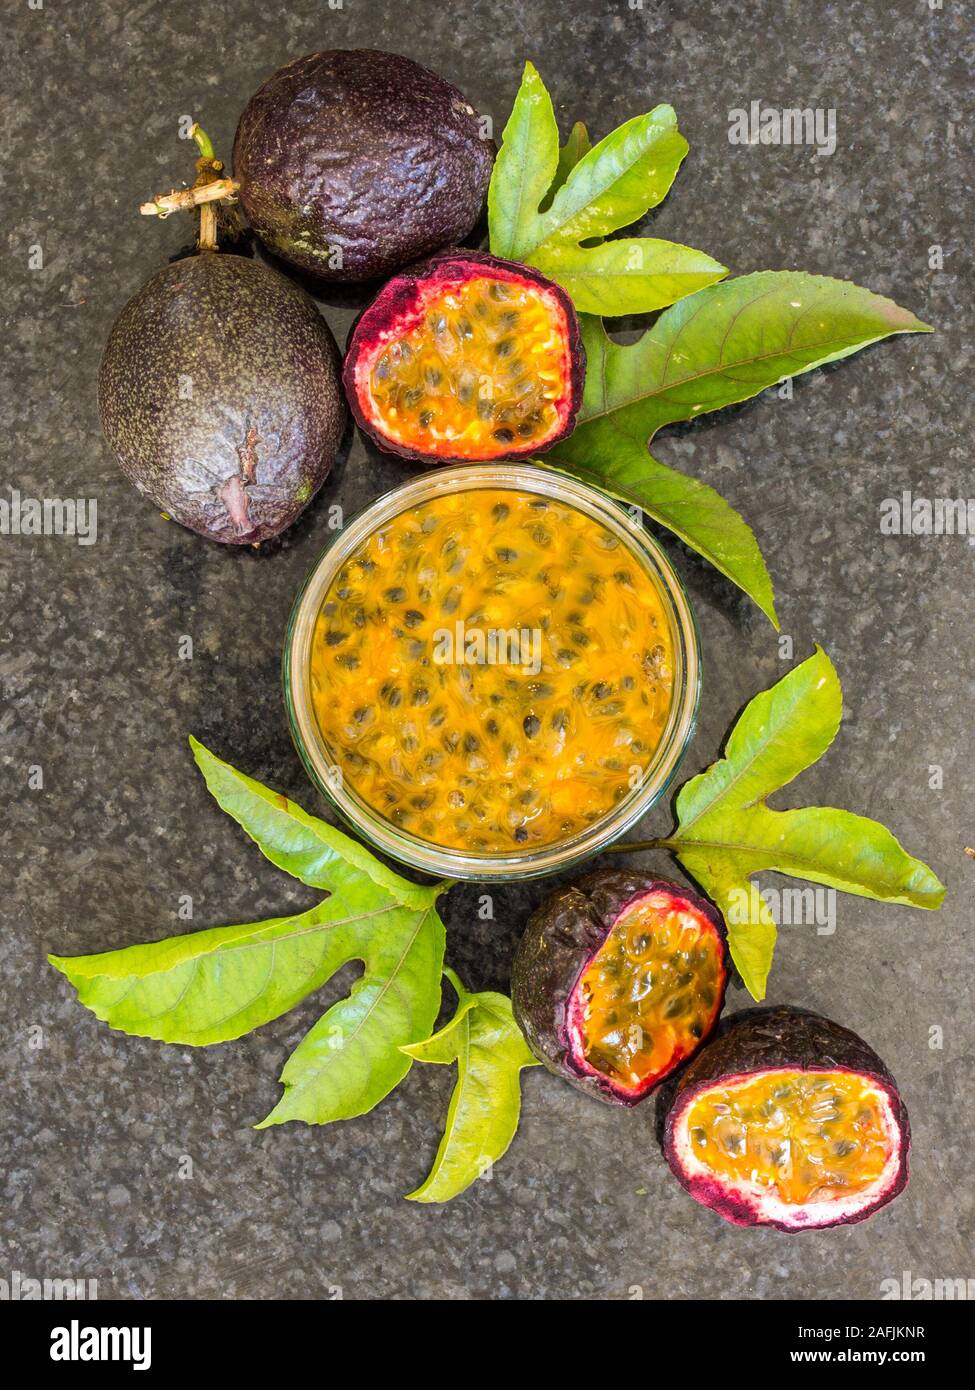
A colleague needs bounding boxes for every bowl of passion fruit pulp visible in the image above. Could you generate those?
[283,463,700,881]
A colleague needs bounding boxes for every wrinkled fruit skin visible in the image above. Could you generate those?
[511,871,728,1107]
[98,254,346,545]
[343,249,585,464]
[662,1005,911,1231]
[233,49,495,281]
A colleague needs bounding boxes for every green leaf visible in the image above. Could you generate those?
[531,238,728,317]
[488,64,723,314]
[577,271,933,430]
[401,969,540,1203]
[662,647,945,999]
[545,120,591,204]
[49,741,447,1127]
[545,424,777,627]
[488,62,560,262]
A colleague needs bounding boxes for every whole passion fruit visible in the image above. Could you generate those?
[343,250,585,463]
[233,50,494,281]
[511,872,728,1106]
[99,254,345,545]
[662,1005,910,1231]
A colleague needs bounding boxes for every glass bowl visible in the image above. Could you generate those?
[283,463,700,881]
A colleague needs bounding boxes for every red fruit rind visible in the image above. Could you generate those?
[662,1006,911,1231]
[342,249,585,463]
[511,872,729,1107]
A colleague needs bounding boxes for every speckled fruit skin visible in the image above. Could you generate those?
[343,248,586,464]
[511,871,728,1107]
[662,1005,911,1231]
[98,254,346,545]
[232,50,495,281]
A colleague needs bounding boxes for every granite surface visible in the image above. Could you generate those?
[2,0,972,1301]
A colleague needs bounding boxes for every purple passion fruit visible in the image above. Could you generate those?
[99,254,346,545]
[342,250,584,463]
[663,1006,910,1231]
[308,493,674,851]
[233,50,494,281]
[511,873,728,1105]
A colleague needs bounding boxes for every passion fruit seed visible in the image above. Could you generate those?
[684,1070,891,1206]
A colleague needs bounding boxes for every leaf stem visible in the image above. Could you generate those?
[604,837,676,854]
[442,965,467,997]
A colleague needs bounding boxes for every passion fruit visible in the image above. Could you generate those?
[511,872,728,1106]
[342,250,585,463]
[106,126,346,545]
[233,50,494,281]
[662,1006,910,1231]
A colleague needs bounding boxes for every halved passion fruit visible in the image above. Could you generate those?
[511,872,728,1105]
[342,250,584,463]
[662,1006,910,1231]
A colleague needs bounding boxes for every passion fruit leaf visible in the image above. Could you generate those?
[545,428,777,627]
[489,63,723,314]
[401,969,540,1203]
[546,120,591,204]
[577,271,933,429]
[532,238,729,317]
[662,647,945,999]
[49,741,447,1127]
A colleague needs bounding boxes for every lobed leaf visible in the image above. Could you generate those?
[50,741,448,1127]
[488,63,723,314]
[665,648,945,998]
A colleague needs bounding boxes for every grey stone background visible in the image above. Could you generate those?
[2,0,972,1300]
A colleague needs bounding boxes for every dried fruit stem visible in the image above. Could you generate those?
[138,122,240,252]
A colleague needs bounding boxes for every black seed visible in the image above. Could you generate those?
[492,502,510,522]
[418,410,434,428]
[493,427,515,444]
[335,653,359,670]
[488,281,510,300]
[513,826,529,843]
[485,717,499,736]
[593,682,612,700]
[462,732,480,753]
[404,609,424,627]
[384,586,406,603]
[424,367,442,388]
[404,387,424,407]
[380,683,402,707]
[325,630,348,646]
[495,546,517,562]
[551,709,569,732]
[353,705,373,723]
[457,318,473,338]
[517,423,534,438]
[495,338,516,358]
[523,714,541,738]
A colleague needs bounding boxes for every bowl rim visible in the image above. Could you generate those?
[283,461,701,881]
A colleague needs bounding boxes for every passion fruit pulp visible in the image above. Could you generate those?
[343,250,585,463]
[511,872,728,1105]
[662,1006,911,1231]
